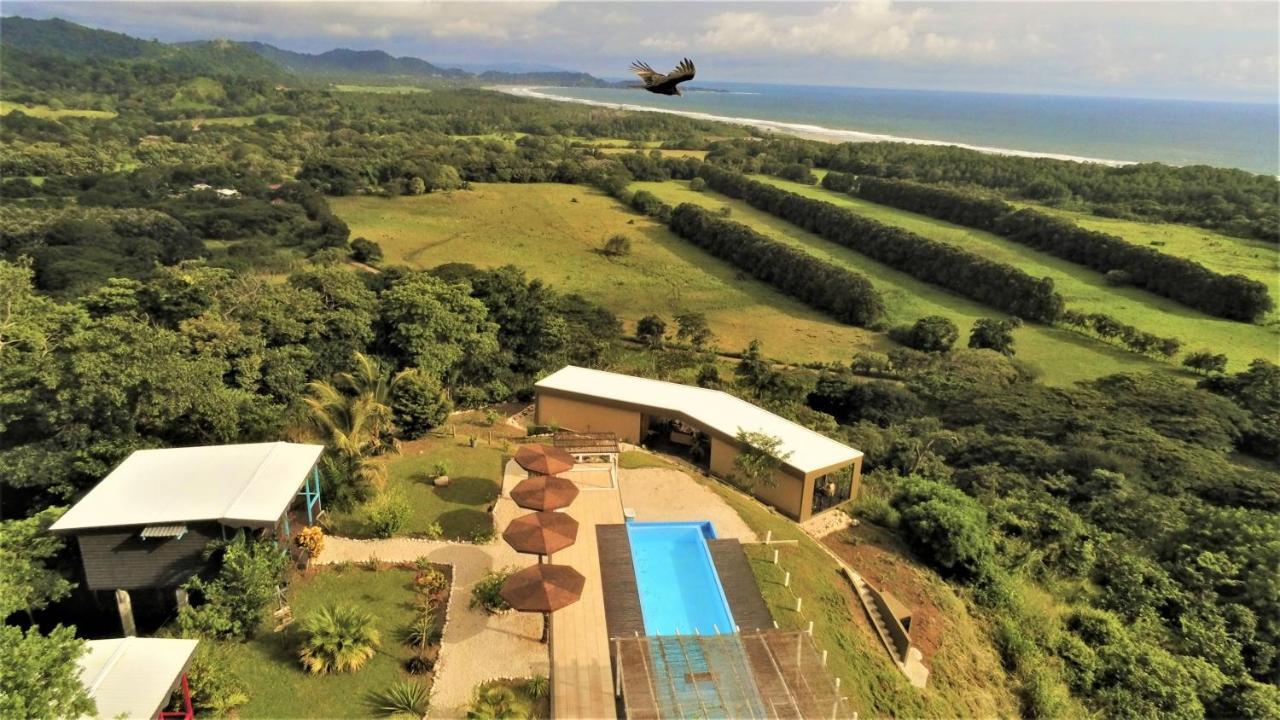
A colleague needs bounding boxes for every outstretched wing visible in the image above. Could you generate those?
[665,57,696,85]
[630,60,665,87]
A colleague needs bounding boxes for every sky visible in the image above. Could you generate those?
[6,1,1279,102]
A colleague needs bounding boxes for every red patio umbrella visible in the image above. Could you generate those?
[514,444,575,476]
[510,474,580,511]
[503,511,579,557]
[501,563,585,642]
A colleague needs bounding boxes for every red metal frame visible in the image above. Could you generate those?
[157,673,193,720]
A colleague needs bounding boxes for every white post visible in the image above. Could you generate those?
[773,549,779,564]
[765,530,773,544]
[783,571,790,587]
[795,597,803,612]
[115,589,136,637]
[835,677,842,691]
[807,621,814,635]
[821,649,828,666]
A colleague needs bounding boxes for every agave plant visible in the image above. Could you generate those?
[525,675,549,700]
[297,604,381,674]
[368,680,429,717]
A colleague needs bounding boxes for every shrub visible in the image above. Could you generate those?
[1183,350,1228,376]
[601,234,632,257]
[689,177,707,191]
[483,408,501,426]
[367,680,429,717]
[851,495,900,528]
[391,369,453,439]
[294,526,325,559]
[179,643,250,715]
[431,461,451,477]
[366,493,411,538]
[526,675,550,699]
[177,535,288,640]
[635,314,666,348]
[297,604,381,674]
[414,567,449,597]
[423,522,444,540]
[969,317,1022,356]
[350,237,383,264]
[892,316,959,353]
[467,684,523,720]
[891,477,998,583]
[470,568,513,614]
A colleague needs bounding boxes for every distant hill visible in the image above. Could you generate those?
[240,41,469,79]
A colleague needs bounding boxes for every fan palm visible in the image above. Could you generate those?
[298,604,381,674]
[466,685,525,720]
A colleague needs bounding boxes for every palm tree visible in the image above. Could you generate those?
[466,685,526,720]
[298,604,381,674]
[307,387,389,496]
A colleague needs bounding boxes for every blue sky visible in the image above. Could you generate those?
[7,1,1278,102]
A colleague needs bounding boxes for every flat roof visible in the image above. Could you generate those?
[535,366,861,475]
[78,637,198,719]
[51,442,324,532]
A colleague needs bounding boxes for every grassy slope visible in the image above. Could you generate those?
[332,84,431,94]
[759,177,1280,371]
[1024,203,1280,288]
[635,180,1162,385]
[332,184,881,364]
[221,566,428,718]
[637,451,1022,718]
[0,101,116,119]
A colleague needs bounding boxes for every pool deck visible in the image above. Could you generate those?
[505,461,623,720]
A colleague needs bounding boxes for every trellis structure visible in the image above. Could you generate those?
[613,630,850,719]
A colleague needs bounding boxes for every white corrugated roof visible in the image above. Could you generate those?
[535,366,861,475]
[50,442,324,532]
[78,637,198,719]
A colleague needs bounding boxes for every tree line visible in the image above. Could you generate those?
[698,165,1066,323]
[655,198,885,327]
[836,174,1274,322]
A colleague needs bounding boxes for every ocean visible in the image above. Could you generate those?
[508,82,1279,175]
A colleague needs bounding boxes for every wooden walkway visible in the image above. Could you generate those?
[597,525,645,640]
[549,487,624,720]
[708,539,776,633]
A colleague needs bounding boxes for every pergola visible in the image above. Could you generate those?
[613,630,850,720]
[77,637,199,719]
[553,431,620,486]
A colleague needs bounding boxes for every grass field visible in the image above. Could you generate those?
[194,113,293,127]
[220,565,433,718]
[332,84,430,94]
[332,184,883,364]
[595,147,708,159]
[756,177,1280,371]
[635,180,1163,385]
[327,412,517,540]
[1023,203,1279,289]
[0,101,116,119]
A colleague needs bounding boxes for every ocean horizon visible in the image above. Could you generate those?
[508,82,1279,175]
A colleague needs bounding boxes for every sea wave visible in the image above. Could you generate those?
[497,85,1135,167]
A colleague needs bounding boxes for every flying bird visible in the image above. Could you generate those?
[630,58,696,96]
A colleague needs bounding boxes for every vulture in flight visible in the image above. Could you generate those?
[630,58,696,96]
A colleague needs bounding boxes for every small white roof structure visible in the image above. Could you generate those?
[78,637,198,719]
[535,366,861,475]
[51,442,324,532]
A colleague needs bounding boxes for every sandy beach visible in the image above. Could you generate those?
[496,85,1136,167]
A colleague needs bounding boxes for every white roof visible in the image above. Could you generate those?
[51,442,324,532]
[535,366,861,475]
[78,637,198,719]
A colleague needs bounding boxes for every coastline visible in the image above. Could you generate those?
[496,85,1136,167]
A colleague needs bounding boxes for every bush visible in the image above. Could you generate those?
[414,567,449,597]
[294,526,325,560]
[891,477,998,583]
[367,680,429,717]
[177,535,288,640]
[298,604,381,674]
[601,234,632,257]
[366,493,411,538]
[851,495,900,528]
[526,675,550,699]
[470,568,513,614]
[175,643,249,715]
[892,316,959,353]
[689,177,707,191]
[391,369,453,439]
[350,237,383,264]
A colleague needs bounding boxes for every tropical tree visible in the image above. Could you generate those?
[0,507,74,621]
[306,388,390,502]
[969,317,1022,356]
[0,624,95,720]
[298,604,381,674]
[636,315,666,348]
[466,684,525,720]
[675,312,714,349]
[733,430,792,489]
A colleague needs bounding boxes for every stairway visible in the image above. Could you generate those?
[847,571,904,666]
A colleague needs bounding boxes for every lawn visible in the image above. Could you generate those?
[634,180,1163,385]
[659,458,1020,718]
[757,176,1280,371]
[331,184,881,365]
[220,565,440,718]
[0,101,116,119]
[327,435,506,540]
[1022,202,1279,289]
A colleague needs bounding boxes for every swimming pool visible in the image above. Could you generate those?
[626,521,736,636]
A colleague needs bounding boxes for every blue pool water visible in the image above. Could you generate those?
[627,521,736,636]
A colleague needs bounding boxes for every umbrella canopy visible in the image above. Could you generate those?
[501,563,585,613]
[514,444,575,476]
[503,511,580,556]
[510,474,580,511]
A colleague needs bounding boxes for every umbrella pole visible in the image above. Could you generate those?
[541,612,549,643]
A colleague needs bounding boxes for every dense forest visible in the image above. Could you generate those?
[2,16,1278,720]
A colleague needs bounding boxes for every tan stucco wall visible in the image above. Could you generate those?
[536,392,643,443]
[709,436,809,520]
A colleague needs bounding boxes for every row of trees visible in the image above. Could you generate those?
[829,173,1273,321]
[1059,310,1182,359]
[697,165,1066,322]
[663,201,886,327]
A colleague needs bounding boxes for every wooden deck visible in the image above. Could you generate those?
[597,525,645,641]
[707,539,776,633]
[549,486,624,720]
